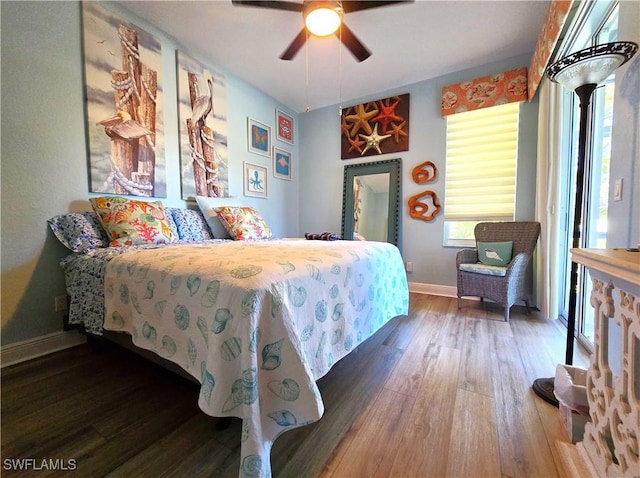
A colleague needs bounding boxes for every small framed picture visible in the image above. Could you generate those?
[247,117,271,157]
[276,109,294,144]
[244,162,268,198]
[273,147,292,180]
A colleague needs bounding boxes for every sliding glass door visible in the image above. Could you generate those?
[558,2,619,350]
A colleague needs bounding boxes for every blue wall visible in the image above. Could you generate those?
[299,55,539,290]
[1,1,300,346]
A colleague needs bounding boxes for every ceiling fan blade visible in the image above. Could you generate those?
[280,28,307,60]
[336,23,371,62]
[231,1,303,12]
[342,0,413,14]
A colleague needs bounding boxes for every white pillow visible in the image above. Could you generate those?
[195,195,244,239]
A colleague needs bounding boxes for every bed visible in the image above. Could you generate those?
[49,199,409,478]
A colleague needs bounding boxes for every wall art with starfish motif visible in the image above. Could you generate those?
[340,93,409,159]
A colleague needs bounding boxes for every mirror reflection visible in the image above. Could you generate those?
[353,173,390,242]
[342,158,401,249]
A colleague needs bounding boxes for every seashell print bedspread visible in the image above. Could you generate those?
[103,239,409,478]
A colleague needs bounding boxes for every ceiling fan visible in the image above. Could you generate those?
[231,1,412,62]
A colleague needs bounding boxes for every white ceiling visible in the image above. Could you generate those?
[113,0,550,113]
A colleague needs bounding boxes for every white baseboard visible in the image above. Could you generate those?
[1,331,87,368]
[408,282,536,309]
[408,282,458,297]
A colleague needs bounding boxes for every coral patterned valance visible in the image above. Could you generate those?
[527,0,574,101]
[440,67,528,117]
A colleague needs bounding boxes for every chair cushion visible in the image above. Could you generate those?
[477,241,513,266]
[459,263,507,277]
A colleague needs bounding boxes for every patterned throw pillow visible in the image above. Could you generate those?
[90,196,175,247]
[163,207,180,238]
[48,211,109,253]
[195,195,245,239]
[477,241,513,267]
[170,208,213,241]
[215,206,272,240]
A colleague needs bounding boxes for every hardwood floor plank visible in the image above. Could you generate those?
[1,373,151,459]
[510,313,589,385]
[490,332,561,477]
[431,296,466,349]
[330,388,415,478]
[1,348,132,420]
[536,401,574,478]
[0,343,99,387]
[1,426,106,478]
[383,304,443,397]
[555,441,598,478]
[104,413,225,477]
[273,343,404,477]
[457,317,494,397]
[508,314,577,477]
[445,388,501,478]
[316,379,382,478]
[382,294,433,351]
[511,314,567,382]
[72,400,198,476]
[388,345,462,478]
[90,380,197,439]
[160,438,238,478]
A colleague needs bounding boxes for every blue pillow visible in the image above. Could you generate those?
[477,241,513,266]
[48,212,109,253]
[169,208,213,241]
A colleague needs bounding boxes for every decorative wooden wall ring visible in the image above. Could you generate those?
[412,161,437,184]
[408,190,441,221]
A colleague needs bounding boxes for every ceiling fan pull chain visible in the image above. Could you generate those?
[339,24,343,116]
[305,29,310,113]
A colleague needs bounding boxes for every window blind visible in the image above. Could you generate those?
[444,102,520,221]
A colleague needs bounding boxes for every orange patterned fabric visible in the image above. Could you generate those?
[90,196,175,247]
[440,67,528,117]
[528,0,574,101]
[215,206,272,240]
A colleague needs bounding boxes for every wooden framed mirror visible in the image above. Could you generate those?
[341,158,402,249]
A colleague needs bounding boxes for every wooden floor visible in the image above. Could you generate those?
[1,294,590,477]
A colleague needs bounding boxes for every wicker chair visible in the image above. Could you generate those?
[456,221,541,321]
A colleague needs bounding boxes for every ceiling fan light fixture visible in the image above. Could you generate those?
[304,2,343,37]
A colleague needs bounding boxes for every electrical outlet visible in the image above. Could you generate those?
[405,261,413,272]
[54,295,68,312]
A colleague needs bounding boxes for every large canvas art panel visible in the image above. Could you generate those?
[176,51,228,199]
[82,2,166,197]
[340,94,410,159]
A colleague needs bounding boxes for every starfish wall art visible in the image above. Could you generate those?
[340,94,410,159]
